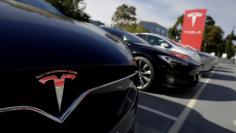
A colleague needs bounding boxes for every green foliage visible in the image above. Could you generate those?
[205,16,215,26]
[224,30,236,58]
[204,25,224,45]
[225,40,235,58]
[168,27,181,41]
[173,15,184,28]
[111,4,148,33]
[119,23,149,33]
[46,0,90,22]
[203,19,224,56]
[168,15,183,41]
[112,4,137,27]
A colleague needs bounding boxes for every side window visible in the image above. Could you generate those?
[137,34,146,40]
[158,39,172,49]
[146,35,160,46]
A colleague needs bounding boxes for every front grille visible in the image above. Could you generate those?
[0,65,137,129]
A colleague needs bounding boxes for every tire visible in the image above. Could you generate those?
[134,56,155,91]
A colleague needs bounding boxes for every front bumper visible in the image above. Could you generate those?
[0,73,139,132]
[160,64,201,88]
[109,87,138,133]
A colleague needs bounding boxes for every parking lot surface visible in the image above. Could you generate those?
[135,61,236,133]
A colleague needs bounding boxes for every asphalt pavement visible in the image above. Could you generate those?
[135,60,236,133]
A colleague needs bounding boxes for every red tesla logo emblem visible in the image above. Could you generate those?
[36,70,77,111]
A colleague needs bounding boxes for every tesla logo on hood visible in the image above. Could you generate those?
[187,12,203,27]
[36,70,77,112]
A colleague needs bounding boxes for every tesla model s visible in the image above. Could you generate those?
[101,27,201,91]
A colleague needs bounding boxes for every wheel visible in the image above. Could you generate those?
[135,56,155,91]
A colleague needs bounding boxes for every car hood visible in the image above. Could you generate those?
[0,0,134,70]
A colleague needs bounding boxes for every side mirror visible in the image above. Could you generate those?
[160,43,169,48]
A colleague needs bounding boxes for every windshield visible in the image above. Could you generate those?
[101,27,149,45]
[123,32,149,44]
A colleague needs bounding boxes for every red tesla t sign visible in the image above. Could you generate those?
[181,9,207,50]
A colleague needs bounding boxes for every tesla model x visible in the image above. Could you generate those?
[0,1,138,132]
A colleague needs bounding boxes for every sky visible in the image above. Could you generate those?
[85,0,236,35]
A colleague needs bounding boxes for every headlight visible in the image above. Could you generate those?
[159,55,189,66]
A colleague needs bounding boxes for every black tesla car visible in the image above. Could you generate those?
[101,27,201,90]
[0,1,138,132]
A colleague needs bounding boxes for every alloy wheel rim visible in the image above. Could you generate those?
[136,59,152,90]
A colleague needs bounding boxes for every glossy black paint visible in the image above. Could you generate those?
[0,1,138,132]
[101,27,201,88]
[15,0,63,15]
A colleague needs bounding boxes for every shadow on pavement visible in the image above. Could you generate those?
[210,73,236,81]
[148,82,236,102]
[219,59,235,65]
[213,68,233,73]
[179,108,234,133]
[136,93,234,133]
[215,66,234,71]
[136,63,235,133]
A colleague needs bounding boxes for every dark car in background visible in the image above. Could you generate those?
[0,1,138,132]
[101,27,200,90]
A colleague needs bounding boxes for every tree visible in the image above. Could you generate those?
[112,4,137,27]
[205,16,215,26]
[226,28,236,40]
[168,15,183,41]
[111,4,148,33]
[168,27,181,41]
[225,29,236,58]
[46,0,90,22]
[120,23,149,33]
[203,25,224,55]
[202,16,223,55]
